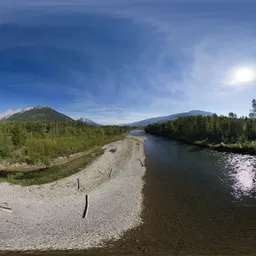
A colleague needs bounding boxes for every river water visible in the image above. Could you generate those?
[112,130,256,255]
[3,130,256,255]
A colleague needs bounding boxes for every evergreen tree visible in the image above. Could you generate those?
[10,124,27,147]
[145,99,256,147]
[249,99,256,119]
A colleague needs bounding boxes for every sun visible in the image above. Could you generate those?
[225,66,255,88]
[234,67,254,83]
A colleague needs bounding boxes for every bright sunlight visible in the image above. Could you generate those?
[226,66,255,87]
[234,67,255,83]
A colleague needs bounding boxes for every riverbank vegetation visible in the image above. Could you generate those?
[0,147,104,185]
[0,121,132,167]
[145,99,256,154]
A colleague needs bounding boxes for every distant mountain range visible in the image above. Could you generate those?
[0,107,212,127]
[124,110,213,127]
[0,106,100,126]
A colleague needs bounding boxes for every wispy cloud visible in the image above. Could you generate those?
[1,1,256,122]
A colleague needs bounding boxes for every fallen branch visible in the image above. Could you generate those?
[82,195,89,218]
[77,178,80,189]
[0,205,12,213]
[138,159,144,167]
[109,168,113,178]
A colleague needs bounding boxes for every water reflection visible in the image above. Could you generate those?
[118,131,256,253]
[224,154,256,199]
[130,129,256,202]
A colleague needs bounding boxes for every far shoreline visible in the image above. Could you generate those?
[145,131,256,156]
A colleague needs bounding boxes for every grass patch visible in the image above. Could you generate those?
[103,135,126,144]
[2,166,39,172]
[0,135,126,186]
[0,147,103,186]
[193,140,256,154]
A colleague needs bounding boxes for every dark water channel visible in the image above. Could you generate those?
[3,130,256,255]
[114,130,256,255]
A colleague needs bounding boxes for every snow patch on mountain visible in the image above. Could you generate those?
[0,106,48,120]
[79,118,101,126]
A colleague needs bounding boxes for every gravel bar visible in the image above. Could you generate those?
[0,136,145,251]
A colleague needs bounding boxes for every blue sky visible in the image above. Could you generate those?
[1,0,256,124]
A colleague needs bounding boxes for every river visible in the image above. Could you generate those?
[112,130,256,255]
[3,130,256,255]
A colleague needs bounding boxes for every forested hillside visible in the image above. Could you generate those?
[145,100,256,154]
[125,110,213,126]
[0,121,132,165]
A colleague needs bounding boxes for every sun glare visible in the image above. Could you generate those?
[234,67,254,83]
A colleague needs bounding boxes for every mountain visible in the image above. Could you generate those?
[125,110,213,127]
[79,118,101,126]
[0,107,34,120]
[0,106,73,122]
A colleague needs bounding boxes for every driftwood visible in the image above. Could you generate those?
[109,168,113,178]
[0,205,12,212]
[139,159,144,167]
[82,195,89,218]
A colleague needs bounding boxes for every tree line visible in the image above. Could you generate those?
[145,99,256,148]
[0,121,133,165]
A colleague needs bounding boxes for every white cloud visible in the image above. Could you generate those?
[2,1,256,122]
[68,3,256,121]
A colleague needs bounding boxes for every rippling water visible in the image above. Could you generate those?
[223,153,256,202]
[121,130,256,254]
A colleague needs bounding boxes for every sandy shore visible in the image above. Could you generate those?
[0,136,145,251]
